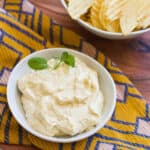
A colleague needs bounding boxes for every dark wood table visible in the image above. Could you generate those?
[0,0,150,149]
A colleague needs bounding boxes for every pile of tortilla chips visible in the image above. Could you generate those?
[67,0,150,35]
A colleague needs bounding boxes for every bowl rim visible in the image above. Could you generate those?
[7,48,116,143]
[60,0,150,36]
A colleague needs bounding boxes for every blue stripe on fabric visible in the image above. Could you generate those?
[0,102,7,125]
[24,14,28,25]
[4,9,19,12]
[0,67,11,77]
[114,79,133,86]
[104,125,150,138]
[84,136,94,150]
[114,81,133,87]
[125,84,128,97]
[59,143,63,150]
[4,112,12,144]
[50,19,54,43]
[137,40,150,52]
[95,133,150,149]
[0,30,4,43]
[6,10,33,15]
[111,117,135,126]
[2,41,22,55]
[146,104,149,119]
[108,69,124,75]
[0,16,44,43]
[0,93,6,98]
[71,142,76,150]
[3,31,34,52]
[104,125,133,134]
[18,125,23,144]
[30,7,35,29]
[18,0,23,20]
[113,145,117,150]
[43,39,47,48]
[134,118,139,134]
[38,11,42,35]
[94,142,99,150]
[128,93,143,99]
[2,42,22,67]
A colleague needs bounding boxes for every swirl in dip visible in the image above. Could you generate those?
[18,57,104,137]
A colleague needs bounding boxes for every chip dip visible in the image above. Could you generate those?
[18,56,104,137]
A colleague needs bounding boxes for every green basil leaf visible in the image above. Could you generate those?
[61,52,75,67]
[28,57,48,70]
[61,52,68,61]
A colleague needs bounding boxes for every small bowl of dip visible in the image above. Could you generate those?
[7,48,116,143]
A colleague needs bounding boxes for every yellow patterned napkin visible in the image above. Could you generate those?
[0,0,150,149]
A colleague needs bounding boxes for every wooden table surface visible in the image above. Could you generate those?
[1,0,150,149]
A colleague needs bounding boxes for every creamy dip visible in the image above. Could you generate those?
[18,57,104,136]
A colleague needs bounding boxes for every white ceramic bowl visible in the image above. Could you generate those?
[7,48,116,143]
[60,0,150,40]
